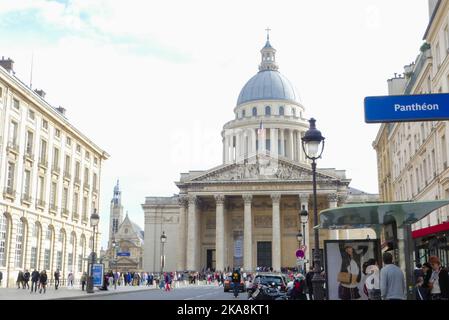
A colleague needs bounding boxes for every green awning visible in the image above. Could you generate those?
[318,200,449,229]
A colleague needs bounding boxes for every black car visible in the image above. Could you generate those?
[247,273,288,296]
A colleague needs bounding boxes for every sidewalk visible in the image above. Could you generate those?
[0,284,157,300]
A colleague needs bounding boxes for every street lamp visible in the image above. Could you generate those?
[111,239,118,290]
[86,209,100,294]
[299,205,309,273]
[160,231,167,276]
[301,118,325,300]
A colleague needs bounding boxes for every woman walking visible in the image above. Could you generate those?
[39,270,47,294]
[428,256,449,300]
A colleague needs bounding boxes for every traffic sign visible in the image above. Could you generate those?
[296,249,305,258]
[364,93,449,123]
[117,252,130,257]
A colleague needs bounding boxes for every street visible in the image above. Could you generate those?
[73,285,248,300]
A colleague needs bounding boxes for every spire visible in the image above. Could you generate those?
[112,179,121,205]
[259,28,278,72]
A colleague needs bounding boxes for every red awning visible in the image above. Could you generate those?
[412,222,449,239]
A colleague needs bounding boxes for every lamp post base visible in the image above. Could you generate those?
[86,276,94,293]
[312,272,326,300]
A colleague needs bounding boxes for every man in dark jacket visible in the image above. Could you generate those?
[54,269,60,290]
[0,270,3,287]
[23,270,30,289]
[231,269,241,298]
[31,269,39,293]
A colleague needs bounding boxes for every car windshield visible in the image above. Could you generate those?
[256,276,283,285]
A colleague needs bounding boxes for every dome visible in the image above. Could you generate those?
[237,70,300,106]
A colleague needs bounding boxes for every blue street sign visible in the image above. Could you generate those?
[364,93,449,123]
[92,263,104,287]
[117,252,130,257]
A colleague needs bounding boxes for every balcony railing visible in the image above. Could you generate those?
[38,158,48,169]
[3,187,15,198]
[24,151,34,161]
[61,208,70,217]
[21,193,32,203]
[7,141,19,154]
[63,171,71,180]
[51,165,60,175]
[35,199,46,208]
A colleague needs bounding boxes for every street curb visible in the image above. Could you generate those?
[51,287,158,300]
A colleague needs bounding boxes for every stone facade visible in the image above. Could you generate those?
[0,58,108,287]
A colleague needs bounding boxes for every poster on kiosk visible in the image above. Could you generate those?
[324,239,381,300]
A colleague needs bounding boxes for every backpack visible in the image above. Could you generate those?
[232,272,239,281]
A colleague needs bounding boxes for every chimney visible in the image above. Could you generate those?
[56,106,66,117]
[0,56,14,74]
[34,89,46,99]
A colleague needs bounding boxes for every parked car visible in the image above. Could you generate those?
[247,273,288,296]
[224,276,246,292]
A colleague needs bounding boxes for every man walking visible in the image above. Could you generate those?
[380,252,406,300]
[231,268,241,299]
[54,269,60,290]
[23,270,30,289]
[30,269,39,293]
[0,270,2,287]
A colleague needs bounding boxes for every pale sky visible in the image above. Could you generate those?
[0,0,430,248]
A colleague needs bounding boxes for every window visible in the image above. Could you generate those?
[30,247,37,269]
[7,162,15,191]
[39,139,47,163]
[443,136,448,169]
[78,254,83,272]
[93,173,97,190]
[62,187,68,211]
[70,233,74,245]
[46,227,52,240]
[68,253,73,269]
[76,144,81,153]
[0,214,8,266]
[436,42,441,67]
[66,137,71,146]
[112,219,119,233]
[292,108,296,117]
[58,232,64,243]
[279,106,284,116]
[44,249,51,270]
[241,110,246,118]
[85,151,90,160]
[75,162,80,179]
[55,128,61,139]
[13,98,19,110]
[265,106,271,115]
[65,155,71,175]
[32,223,38,237]
[94,157,98,166]
[82,196,88,220]
[42,119,48,130]
[37,176,45,201]
[28,109,35,120]
[9,120,18,145]
[23,170,31,196]
[25,131,34,155]
[84,168,89,185]
[0,86,2,98]
[73,193,79,215]
[252,107,257,116]
[124,228,128,234]
[50,182,57,208]
[56,251,62,269]
[53,148,59,169]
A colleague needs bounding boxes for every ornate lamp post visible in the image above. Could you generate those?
[300,205,309,273]
[301,118,325,300]
[86,209,100,294]
[111,239,118,290]
[160,231,167,276]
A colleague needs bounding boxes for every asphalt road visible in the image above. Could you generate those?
[74,285,248,300]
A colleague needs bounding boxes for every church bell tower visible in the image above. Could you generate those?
[109,179,124,247]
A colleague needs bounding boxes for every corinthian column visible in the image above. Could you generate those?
[177,195,188,271]
[243,194,253,272]
[271,193,281,272]
[186,195,199,271]
[215,194,225,272]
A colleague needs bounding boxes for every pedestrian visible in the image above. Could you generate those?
[68,272,74,288]
[306,270,314,300]
[415,276,429,300]
[54,269,60,290]
[30,269,39,293]
[414,263,424,284]
[17,270,24,289]
[81,272,87,291]
[422,262,432,291]
[231,268,241,298]
[164,272,171,291]
[428,255,449,300]
[39,270,47,294]
[23,269,30,289]
[380,252,406,300]
[0,270,3,287]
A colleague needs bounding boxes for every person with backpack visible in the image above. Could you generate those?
[231,268,241,298]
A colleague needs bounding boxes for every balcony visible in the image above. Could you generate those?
[35,199,46,209]
[21,193,32,204]
[61,208,70,218]
[3,187,15,199]
[24,151,34,162]
[74,177,81,186]
[38,158,48,169]
[51,165,60,176]
[6,141,19,154]
[63,171,71,181]
[49,203,58,214]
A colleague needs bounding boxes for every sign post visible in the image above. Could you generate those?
[364,93,449,123]
[92,263,104,287]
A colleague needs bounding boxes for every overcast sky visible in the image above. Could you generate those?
[0,0,430,248]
